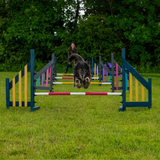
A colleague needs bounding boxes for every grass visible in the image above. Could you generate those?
[0,71,160,159]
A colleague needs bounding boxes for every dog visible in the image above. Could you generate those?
[68,54,91,89]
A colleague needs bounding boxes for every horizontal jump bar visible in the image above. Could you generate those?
[35,92,122,95]
[57,73,73,76]
[55,77,99,79]
[53,82,111,85]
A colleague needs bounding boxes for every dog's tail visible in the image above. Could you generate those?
[68,54,84,64]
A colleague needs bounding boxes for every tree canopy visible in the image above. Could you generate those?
[0,0,160,72]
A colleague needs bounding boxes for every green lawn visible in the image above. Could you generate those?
[0,72,160,159]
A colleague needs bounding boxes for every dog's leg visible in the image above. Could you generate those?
[74,76,76,87]
[75,78,81,88]
[85,77,90,83]
[83,77,90,89]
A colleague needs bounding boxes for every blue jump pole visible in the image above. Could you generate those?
[6,78,10,109]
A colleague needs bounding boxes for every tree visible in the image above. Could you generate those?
[76,15,123,63]
[53,0,84,63]
[0,0,85,70]
[83,0,160,66]
[1,0,67,70]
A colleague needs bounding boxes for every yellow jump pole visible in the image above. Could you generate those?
[97,65,98,78]
[129,72,132,102]
[142,84,145,101]
[62,82,74,84]
[12,77,16,107]
[19,70,22,106]
[24,65,28,107]
[135,78,138,101]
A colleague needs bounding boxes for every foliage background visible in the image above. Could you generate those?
[0,0,160,72]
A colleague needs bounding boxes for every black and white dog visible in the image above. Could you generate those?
[68,54,91,89]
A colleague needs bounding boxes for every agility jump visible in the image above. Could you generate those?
[53,53,128,92]
[39,53,127,92]
[55,77,99,79]
[6,48,152,112]
[35,92,122,96]
[57,73,73,76]
[53,82,111,85]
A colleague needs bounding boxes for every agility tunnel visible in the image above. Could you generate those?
[6,48,152,112]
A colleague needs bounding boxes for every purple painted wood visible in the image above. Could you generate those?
[103,68,104,82]
[116,63,118,90]
[46,68,49,87]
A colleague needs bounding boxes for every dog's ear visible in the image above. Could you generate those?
[74,59,79,67]
[85,58,90,66]
[75,58,78,64]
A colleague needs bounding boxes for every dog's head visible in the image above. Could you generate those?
[74,58,90,81]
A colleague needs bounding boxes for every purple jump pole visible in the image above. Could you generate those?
[46,68,49,87]
[62,77,73,79]
[116,63,118,90]
[103,68,104,82]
